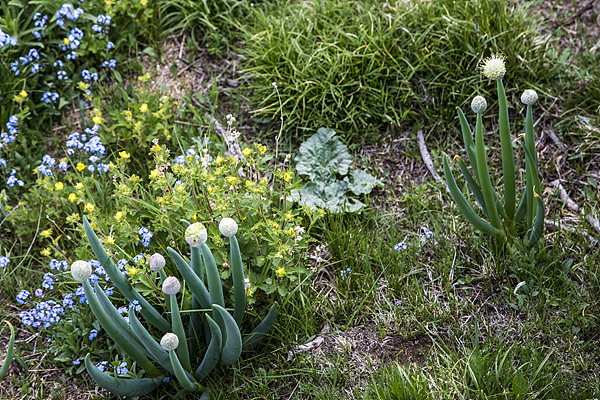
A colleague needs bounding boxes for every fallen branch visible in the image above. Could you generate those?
[416,129,444,185]
[550,179,600,235]
[544,128,567,151]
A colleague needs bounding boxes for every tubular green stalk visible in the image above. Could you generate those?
[82,280,161,376]
[443,155,502,237]
[201,244,225,308]
[496,79,516,223]
[0,321,15,380]
[84,355,163,397]
[474,112,502,232]
[83,217,170,332]
[457,107,479,178]
[242,303,279,352]
[195,315,222,380]
[213,305,242,365]
[230,235,246,327]
[170,293,192,372]
[167,247,211,309]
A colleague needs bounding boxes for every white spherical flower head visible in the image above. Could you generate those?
[185,222,207,247]
[219,218,238,237]
[71,260,92,282]
[471,96,487,114]
[521,89,538,105]
[149,253,166,272]
[162,276,181,295]
[481,53,506,80]
[160,332,179,351]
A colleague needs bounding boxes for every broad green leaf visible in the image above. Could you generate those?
[345,169,382,195]
[295,128,352,182]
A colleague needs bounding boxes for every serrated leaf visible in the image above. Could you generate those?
[345,169,382,195]
[295,128,352,182]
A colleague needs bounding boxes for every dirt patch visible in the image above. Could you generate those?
[288,323,433,369]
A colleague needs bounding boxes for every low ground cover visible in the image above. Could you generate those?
[1,0,599,399]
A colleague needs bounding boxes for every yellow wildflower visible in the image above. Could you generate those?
[76,162,86,171]
[152,143,161,152]
[115,211,124,221]
[150,169,160,179]
[76,182,84,191]
[68,193,77,202]
[41,248,51,256]
[140,103,149,113]
[105,0,114,5]
[127,267,138,276]
[226,176,239,185]
[40,229,52,238]
[141,0,147,5]
[20,90,28,98]
[92,116,103,125]
[216,155,224,164]
[285,213,293,220]
[55,182,64,190]
[119,151,130,159]
[84,203,95,213]
[282,172,292,182]
[242,148,252,156]
[276,267,285,276]
[105,236,115,245]
[247,288,253,296]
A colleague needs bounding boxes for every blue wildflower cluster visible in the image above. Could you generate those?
[7,169,24,187]
[116,361,129,375]
[138,227,153,247]
[19,300,65,329]
[56,3,84,27]
[0,115,19,178]
[0,256,10,268]
[41,92,60,104]
[16,258,116,329]
[340,267,352,276]
[89,328,98,340]
[32,13,49,39]
[0,26,17,48]
[65,125,110,174]
[394,241,407,251]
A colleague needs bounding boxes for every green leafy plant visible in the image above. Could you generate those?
[291,128,382,212]
[74,216,278,397]
[0,321,16,380]
[442,54,544,249]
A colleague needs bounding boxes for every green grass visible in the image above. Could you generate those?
[240,0,587,142]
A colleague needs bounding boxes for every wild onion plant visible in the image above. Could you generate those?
[71,216,278,398]
[0,321,16,380]
[443,54,544,248]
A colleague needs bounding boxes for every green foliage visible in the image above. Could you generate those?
[0,321,16,380]
[106,137,315,298]
[292,128,382,212]
[241,0,563,140]
[443,72,544,250]
[80,216,278,396]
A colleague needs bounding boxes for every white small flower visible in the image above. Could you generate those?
[481,53,506,80]
[185,223,207,247]
[149,253,166,272]
[160,333,179,351]
[162,276,181,295]
[521,89,538,105]
[471,96,487,114]
[71,260,92,282]
[219,218,238,237]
